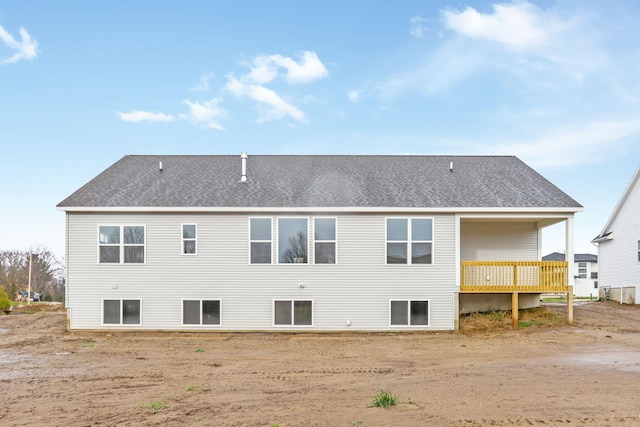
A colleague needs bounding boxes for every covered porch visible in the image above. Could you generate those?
[455,213,577,329]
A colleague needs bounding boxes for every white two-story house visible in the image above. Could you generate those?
[57,154,582,331]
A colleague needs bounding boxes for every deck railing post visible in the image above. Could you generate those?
[567,285,574,325]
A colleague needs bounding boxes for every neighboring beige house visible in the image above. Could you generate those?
[57,154,582,331]
[542,252,598,298]
[592,164,640,304]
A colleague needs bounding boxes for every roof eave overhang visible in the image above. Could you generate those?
[57,206,583,214]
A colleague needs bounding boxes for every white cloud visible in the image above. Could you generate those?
[0,25,38,64]
[181,98,227,130]
[189,72,214,92]
[442,2,548,51]
[247,51,328,84]
[347,90,361,103]
[410,16,428,38]
[225,74,306,123]
[486,118,640,168]
[118,110,174,123]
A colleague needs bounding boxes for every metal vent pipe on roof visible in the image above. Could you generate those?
[449,161,453,172]
[159,161,163,172]
[240,152,248,182]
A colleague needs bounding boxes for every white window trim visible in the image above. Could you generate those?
[249,217,273,265]
[181,223,198,256]
[97,224,146,265]
[277,217,310,265]
[272,299,314,327]
[313,217,338,265]
[101,298,142,326]
[385,217,434,265]
[389,299,430,327]
[180,298,222,327]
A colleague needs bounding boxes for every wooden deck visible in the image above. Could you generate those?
[460,260,572,328]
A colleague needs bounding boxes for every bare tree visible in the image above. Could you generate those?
[0,247,64,301]
[282,231,308,263]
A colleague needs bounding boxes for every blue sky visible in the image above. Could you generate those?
[1,0,639,258]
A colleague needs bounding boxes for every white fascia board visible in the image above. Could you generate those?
[57,206,583,214]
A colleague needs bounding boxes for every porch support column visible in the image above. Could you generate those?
[512,291,519,329]
[565,216,575,325]
[567,286,574,325]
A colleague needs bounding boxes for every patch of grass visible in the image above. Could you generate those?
[195,348,204,353]
[141,400,166,414]
[372,389,398,408]
[461,306,562,333]
[186,385,197,391]
[81,340,95,348]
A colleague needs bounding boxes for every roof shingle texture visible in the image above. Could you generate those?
[57,155,582,209]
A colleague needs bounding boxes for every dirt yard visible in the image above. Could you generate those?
[1,302,640,427]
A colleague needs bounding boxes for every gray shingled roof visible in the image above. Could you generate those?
[542,252,597,262]
[57,155,582,209]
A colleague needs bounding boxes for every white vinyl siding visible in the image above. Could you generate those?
[66,213,457,331]
[460,221,539,261]
[598,174,640,303]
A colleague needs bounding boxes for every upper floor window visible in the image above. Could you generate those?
[386,218,432,264]
[98,225,145,264]
[637,241,640,262]
[314,218,336,264]
[250,218,272,264]
[278,218,308,264]
[182,224,197,255]
[577,262,587,279]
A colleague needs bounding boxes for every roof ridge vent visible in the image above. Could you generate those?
[240,152,248,182]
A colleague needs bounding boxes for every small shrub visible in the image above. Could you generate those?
[372,389,398,408]
[195,348,204,353]
[0,288,11,312]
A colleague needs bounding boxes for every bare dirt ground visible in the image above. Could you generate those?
[1,301,640,427]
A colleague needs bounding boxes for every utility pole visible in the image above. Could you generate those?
[28,253,32,306]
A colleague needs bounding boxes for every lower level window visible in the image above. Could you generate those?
[274,300,313,326]
[103,299,141,325]
[390,300,429,326]
[183,300,221,325]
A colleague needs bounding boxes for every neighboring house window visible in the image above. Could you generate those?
[182,224,197,255]
[638,241,640,262]
[182,300,221,325]
[594,281,598,289]
[314,218,336,264]
[278,218,308,264]
[386,218,433,264]
[390,300,429,326]
[98,225,145,264]
[578,262,587,279]
[250,218,272,264]
[103,299,141,325]
[274,300,313,326]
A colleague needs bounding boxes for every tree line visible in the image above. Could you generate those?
[0,248,64,302]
